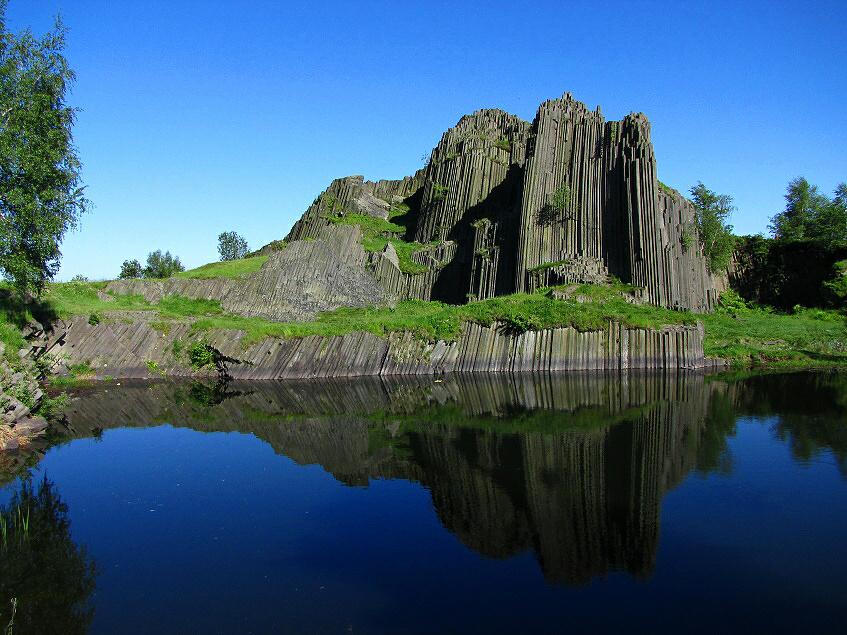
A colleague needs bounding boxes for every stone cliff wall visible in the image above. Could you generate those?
[262,92,719,311]
[42,315,709,380]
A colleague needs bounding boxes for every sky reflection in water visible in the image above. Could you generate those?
[1,371,846,634]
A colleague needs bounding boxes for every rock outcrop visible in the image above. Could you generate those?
[39,314,711,380]
[267,92,720,311]
[107,225,395,322]
[0,343,49,452]
[53,91,723,380]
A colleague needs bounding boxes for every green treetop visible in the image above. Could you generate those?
[0,1,88,296]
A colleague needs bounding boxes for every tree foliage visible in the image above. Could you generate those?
[823,259,847,307]
[217,231,248,261]
[143,250,183,279]
[0,3,88,295]
[689,182,736,272]
[118,258,143,279]
[769,177,847,245]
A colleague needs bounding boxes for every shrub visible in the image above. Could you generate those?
[718,290,748,312]
[432,183,448,201]
[188,341,216,369]
[36,393,68,421]
[494,137,511,151]
[537,184,574,226]
[823,260,847,307]
[88,313,101,326]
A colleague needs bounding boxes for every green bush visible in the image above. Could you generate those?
[36,393,68,421]
[188,341,216,369]
[823,260,847,306]
[432,183,448,201]
[537,184,573,226]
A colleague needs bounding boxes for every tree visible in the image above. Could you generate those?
[769,177,830,241]
[0,3,88,296]
[217,231,248,261]
[118,259,143,279]
[143,250,183,278]
[689,182,736,272]
[537,184,575,226]
[812,182,847,245]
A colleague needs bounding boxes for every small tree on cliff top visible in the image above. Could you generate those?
[217,231,248,261]
[118,259,143,279]
[143,250,183,278]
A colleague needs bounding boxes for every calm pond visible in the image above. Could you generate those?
[1,371,846,633]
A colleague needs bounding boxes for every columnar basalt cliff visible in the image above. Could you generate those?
[36,91,723,381]
[40,314,708,380]
[277,92,719,311]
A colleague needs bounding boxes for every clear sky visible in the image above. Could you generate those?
[7,0,847,280]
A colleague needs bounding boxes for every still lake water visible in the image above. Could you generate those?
[1,371,846,633]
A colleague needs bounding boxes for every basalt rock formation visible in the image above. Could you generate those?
[43,92,722,381]
[40,314,709,380]
[277,92,719,312]
[106,225,393,322]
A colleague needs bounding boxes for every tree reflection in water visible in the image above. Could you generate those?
[0,476,96,635]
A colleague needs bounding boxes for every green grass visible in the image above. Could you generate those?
[528,259,571,273]
[187,286,695,348]
[327,212,405,236]
[42,281,150,317]
[702,304,847,367]
[6,280,847,372]
[0,317,26,363]
[325,206,433,275]
[173,255,268,279]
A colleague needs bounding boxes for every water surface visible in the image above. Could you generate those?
[1,371,846,633]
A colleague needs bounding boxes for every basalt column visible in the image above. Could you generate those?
[415,109,530,302]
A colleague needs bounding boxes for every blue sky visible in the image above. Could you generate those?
[7,0,846,280]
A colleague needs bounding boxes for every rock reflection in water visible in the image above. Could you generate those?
[57,371,847,586]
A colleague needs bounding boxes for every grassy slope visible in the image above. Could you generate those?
[3,280,847,370]
[173,255,268,279]
[326,203,434,275]
[702,306,847,367]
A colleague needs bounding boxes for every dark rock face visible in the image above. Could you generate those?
[271,92,719,311]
